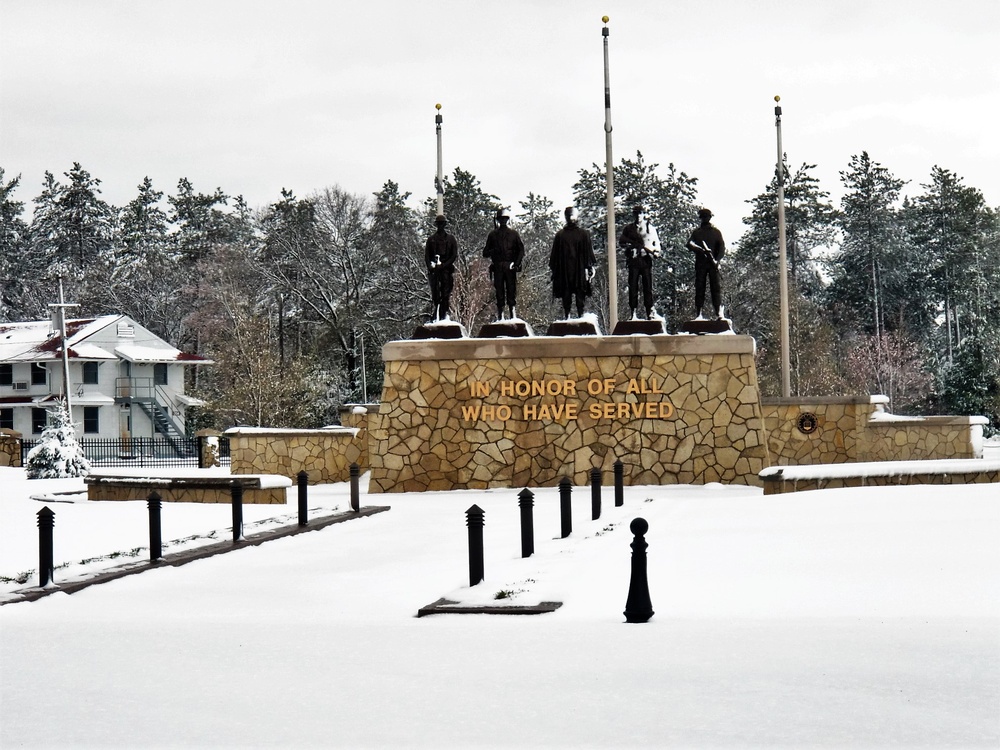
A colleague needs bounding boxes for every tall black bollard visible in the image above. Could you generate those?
[591,467,602,521]
[37,506,55,587]
[559,476,572,538]
[147,491,163,561]
[350,463,360,512]
[614,459,624,507]
[297,470,309,526]
[230,482,244,542]
[623,517,654,623]
[466,504,485,586]
[518,488,535,558]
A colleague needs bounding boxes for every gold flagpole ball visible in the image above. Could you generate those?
[602,15,609,23]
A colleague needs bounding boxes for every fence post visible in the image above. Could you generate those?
[197,435,206,469]
[624,517,654,623]
[148,491,163,561]
[559,476,572,539]
[37,506,55,587]
[350,463,360,512]
[518,488,534,558]
[614,459,624,507]
[297,470,309,526]
[230,482,244,542]
[591,467,602,520]
[466,504,485,586]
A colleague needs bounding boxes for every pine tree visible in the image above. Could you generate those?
[905,166,996,363]
[94,177,182,339]
[0,168,30,321]
[825,152,908,339]
[25,400,91,479]
[168,178,241,263]
[730,160,840,394]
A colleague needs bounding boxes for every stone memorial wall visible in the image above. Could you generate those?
[368,335,769,493]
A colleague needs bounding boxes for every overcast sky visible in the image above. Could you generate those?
[2,0,998,246]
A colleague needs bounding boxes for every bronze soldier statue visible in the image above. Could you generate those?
[425,214,458,321]
[619,205,660,320]
[483,207,525,320]
[686,208,725,319]
[549,207,597,318]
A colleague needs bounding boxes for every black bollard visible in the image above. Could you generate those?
[559,476,572,539]
[518,488,535,558]
[230,482,244,542]
[147,491,163,561]
[591,467,602,521]
[614,459,624,507]
[350,463,360,512]
[297,470,309,526]
[624,517,654,623]
[37,506,55,587]
[466,504,485,586]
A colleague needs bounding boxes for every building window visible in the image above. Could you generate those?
[31,363,47,386]
[83,361,99,385]
[0,408,12,430]
[153,363,168,386]
[0,364,12,386]
[31,408,47,434]
[83,406,100,434]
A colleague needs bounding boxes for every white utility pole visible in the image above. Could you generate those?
[48,276,80,427]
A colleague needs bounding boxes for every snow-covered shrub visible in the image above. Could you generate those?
[25,400,91,479]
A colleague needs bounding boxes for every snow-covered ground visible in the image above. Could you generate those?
[1,458,998,748]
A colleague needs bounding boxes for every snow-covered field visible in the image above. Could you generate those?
[1,461,998,748]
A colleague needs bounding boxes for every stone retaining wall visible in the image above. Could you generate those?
[863,415,987,461]
[0,429,21,467]
[226,426,365,483]
[762,396,881,465]
[762,396,986,465]
[87,482,287,504]
[761,460,1000,495]
[368,335,769,493]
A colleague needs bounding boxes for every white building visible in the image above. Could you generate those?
[0,314,211,449]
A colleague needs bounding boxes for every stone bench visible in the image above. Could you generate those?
[760,458,1000,495]
[85,470,292,504]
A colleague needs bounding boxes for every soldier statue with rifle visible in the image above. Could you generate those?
[686,207,726,319]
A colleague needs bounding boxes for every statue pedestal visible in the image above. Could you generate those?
[612,319,667,336]
[546,320,600,336]
[678,318,733,335]
[369,335,767,493]
[412,321,466,340]
[478,320,531,338]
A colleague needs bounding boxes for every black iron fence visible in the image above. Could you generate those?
[21,437,231,469]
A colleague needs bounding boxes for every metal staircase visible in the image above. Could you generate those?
[134,401,194,457]
[116,377,195,458]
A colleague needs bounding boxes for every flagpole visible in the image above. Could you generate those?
[774,96,791,397]
[602,16,618,330]
[435,103,444,217]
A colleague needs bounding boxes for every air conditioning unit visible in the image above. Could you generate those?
[12,382,28,391]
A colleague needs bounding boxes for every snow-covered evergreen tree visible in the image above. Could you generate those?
[25,400,91,479]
